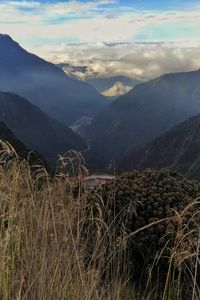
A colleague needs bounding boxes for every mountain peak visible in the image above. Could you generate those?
[0,34,20,50]
[0,34,108,125]
[0,34,14,43]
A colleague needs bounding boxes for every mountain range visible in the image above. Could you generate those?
[86,70,200,167]
[0,120,31,158]
[121,114,200,179]
[0,120,46,167]
[2,34,200,177]
[0,34,108,126]
[58,63,140,99]
[0,92,86,166]
[85,76,140,95]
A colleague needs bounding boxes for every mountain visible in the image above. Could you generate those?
[57,63,140,99]
[121,114,200,180]
[0,120,47,167]
[86,69,200,166]
[0,120,31,158]
[0,92,86,166]
[0,34,108,125]
[57,63,89,79]
[86,76,140,94]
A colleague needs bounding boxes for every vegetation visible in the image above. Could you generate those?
[87,170,200,299]
[0,144,199,299]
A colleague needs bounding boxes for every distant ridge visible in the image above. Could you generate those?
[0,119,30,157]
[0,91,86,166]
[0,34,108,125]
[0,120,46,167]
[121,114,200,180]
[86,69,200,166]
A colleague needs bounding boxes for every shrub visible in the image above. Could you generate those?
[85,170,200,299]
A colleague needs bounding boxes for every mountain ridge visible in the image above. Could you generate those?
[0,91,86,166]
[0,119,47,167]
[86,68,200,167]
[0,34,108,125]
[121,113,200,179]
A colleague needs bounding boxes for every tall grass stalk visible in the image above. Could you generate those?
[0,143,198,299]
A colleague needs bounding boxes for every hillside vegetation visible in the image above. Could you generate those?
[0,143,199,299]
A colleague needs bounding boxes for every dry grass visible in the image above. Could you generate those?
[0,142,198,299]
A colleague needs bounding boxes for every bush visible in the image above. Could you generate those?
[85,169,200,299]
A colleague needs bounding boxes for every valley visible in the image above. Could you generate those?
[0,27,199,300]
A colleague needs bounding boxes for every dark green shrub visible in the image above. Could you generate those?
[84,169,200,298]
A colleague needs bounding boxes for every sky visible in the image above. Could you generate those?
[0,0,200,80]
[1,0,200,45]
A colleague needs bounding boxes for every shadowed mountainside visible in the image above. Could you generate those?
[0,120,47,167]
[0,92,86,166]
[86,69,200,166]
[121,114,200,179]
[0,34,108,125]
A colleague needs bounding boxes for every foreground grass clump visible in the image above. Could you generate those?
[0,145,199,299]
[0,147,137,300]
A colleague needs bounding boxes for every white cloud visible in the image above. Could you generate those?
[0,0,200,81]
[0,0,200,46]
[102,82,133,97]
[8,1,41,8]
[42,0,117,15]
[33,41,200,80]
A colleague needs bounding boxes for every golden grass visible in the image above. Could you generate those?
[0,142,198,299]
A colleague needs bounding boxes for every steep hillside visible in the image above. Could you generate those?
[0,121,46,166]
[121,114,200,179]
[0,120,30,157]
[86,69,200,165]
[0,92,86,166]
[0,34,108,125]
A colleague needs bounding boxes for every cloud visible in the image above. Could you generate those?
[0,0,200,46]
[102,82,133,97]
[8,1,41,8]
[1,0,200,81]
[35,41,200,81]
[42,0,117,17]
